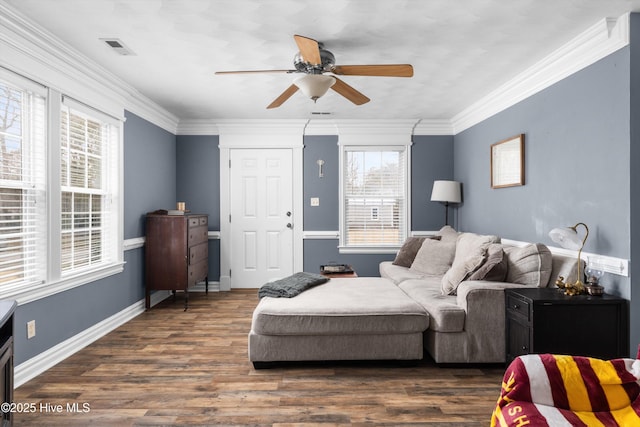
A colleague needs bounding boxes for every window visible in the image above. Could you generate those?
[0,75,46,291]
[340,144,410,253]
[60,101,117,274]
[0,68,123,302]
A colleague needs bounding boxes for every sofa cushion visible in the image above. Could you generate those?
[441,232,500,295]
[437,225,459,243]
[398,278,465,332]
[252,278,429,335]
[468,244,508,282]
[503,243,553,287]
[380,261,425,284]
[392,235,441,268]
[410,238,456,276]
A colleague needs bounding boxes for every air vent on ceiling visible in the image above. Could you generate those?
[99,38,136,56]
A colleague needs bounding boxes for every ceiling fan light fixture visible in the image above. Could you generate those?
[294,74,336,102]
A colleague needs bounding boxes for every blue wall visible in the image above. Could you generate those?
[454,49,630,262]
[123,111,178,238]
[301,134,455,277]
[303,135,340,231]
[454,47,636,355]
[176,135,221,281]
[412,135,456,230]
[14,111,176,365]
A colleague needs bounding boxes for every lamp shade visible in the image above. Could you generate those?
[548,223,588,251]
[549,227,583,250]
[293,74,336,101]
[430,180,461,203]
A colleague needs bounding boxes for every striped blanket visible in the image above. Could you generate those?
[491,354,640,427]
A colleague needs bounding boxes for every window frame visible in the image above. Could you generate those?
[0,69,124,305]
[0,69,48,296]
[338,138,411,254]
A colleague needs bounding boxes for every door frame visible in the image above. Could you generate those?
[218,121,306,290]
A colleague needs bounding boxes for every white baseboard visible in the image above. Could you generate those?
[14,280,221,388]
[14,290,170,387]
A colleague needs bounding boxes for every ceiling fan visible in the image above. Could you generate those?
[215,34,413,109]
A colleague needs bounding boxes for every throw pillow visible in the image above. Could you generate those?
[410,238,456,276]
[437,225,459,243]
[468,244,508,281]
[441,232,501,295]
[503,243,553,287]
[392,235,441,267]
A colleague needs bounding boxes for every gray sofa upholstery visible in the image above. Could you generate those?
[249,229,581,365]
[249,278,429,364]
[379,242,580,363]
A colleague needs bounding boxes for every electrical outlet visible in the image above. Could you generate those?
[27,320,36,339]
[310,197,320,207]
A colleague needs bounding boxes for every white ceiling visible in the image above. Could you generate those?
[6,0,640,121]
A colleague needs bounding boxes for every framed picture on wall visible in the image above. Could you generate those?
[491,134,524,188]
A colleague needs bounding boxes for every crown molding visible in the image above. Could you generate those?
[0,2,179,134]
[412,119,454,135]
[452,14,629,134]
[217,119,308,148]
[122,92,179,134]
[303,119,339,136]
[216,119,308,135]
[335,119,418,145]
[176,119,220,135]
[7,0,626,138]
[178,118,453,139]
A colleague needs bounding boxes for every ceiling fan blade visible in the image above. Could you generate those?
[215,69,294,75]
[331,64,414,77]
[267,84,299,109]
[293,34,322,65]
[331,77,370,105]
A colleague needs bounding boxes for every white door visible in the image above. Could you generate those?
[229,149,294,288]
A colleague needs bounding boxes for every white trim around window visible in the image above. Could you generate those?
[0,70,124,305]
[338,134,412,254]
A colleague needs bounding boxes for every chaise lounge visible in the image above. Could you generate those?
[249,226,580,366]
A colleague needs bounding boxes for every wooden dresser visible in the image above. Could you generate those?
[145,213,209,310]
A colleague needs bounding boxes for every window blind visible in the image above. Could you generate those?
[60,102,115,274]
[343,148,407,247]
[0,79,46,288]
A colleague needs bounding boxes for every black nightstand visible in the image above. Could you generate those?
[505,287,629,363]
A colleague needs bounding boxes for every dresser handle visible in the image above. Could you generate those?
[521,346,528,351]
[513,304,520,310]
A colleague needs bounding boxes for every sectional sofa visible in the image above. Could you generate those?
[249,226,580,366]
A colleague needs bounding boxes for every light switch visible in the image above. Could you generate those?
[310,197,320,206]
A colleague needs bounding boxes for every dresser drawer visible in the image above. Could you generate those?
[506,293,530,322]
[188,216,208,228]
[189,242,208,265]
[188,260,208,286]
[188,226,208,246]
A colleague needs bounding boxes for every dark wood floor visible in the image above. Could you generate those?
[14,289,505,426]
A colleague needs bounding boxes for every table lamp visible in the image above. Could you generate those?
[548,222,589,295]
